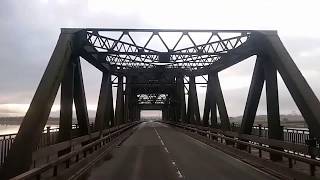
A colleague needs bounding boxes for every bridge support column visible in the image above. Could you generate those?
[58,60,75,143]
[169,94,177,122]
[208,74,218,128]
[0,30,78,179]
[176,75,186,122]
[163,105,169,121]
[239,58,264,150]
[264,57,283,161]
[130,89,138,122]
[115,75,125,125]
[240,58,264,134]
[106,75,115,127]
[203,79,210,127]
[137,107,141,121]
[239,55,282,160]
[210,73,231,130]
[187,76,201,125]
[186,89,191,124]
[124,76,133,122]
[73,58,90,135]
[95,71,113,132]
[257,32,320,138]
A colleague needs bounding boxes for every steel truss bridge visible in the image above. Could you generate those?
[1,28,320,179]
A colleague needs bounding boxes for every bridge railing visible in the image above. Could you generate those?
[166,121,319,177]
[11,121,139,180]
[229,123,310,145]
[0,124,81,166]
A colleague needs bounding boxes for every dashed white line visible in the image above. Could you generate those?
[164,147,169,153]
[182,132,278,179]
[160,140,165,146]
[177,170,183,178]
[154,128,184,179]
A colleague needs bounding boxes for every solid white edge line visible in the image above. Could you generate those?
[154,127,184,179]
[181,132,279,180]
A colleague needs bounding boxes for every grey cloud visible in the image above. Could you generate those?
[1,0,320,118]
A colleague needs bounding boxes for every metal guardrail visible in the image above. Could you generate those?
[0,122,311,166]
[11,122,139,180]
[167,122,319,177]
[0,124,80,166]
[229,123,310,144]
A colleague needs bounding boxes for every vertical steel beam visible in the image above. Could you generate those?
[95,72,111,132]
[137,107,141,121]
[128,87,136,122]
[124,76,131,122]
[177,75,186,122]
[186,88,191,124]
[58,61,75,142]
[115,75,124,125]
[211,73,231,130]
[263,57,283,161]
[0,30,77,178]
[208,74,217,128]
[202,83,210,127]
[163,105,168,121]
[189,76,201,124]
[240,58,265,134]
[73,58,90,136]
[256,31,320,138]
[106,74,114,127]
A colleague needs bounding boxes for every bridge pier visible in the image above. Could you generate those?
[263,56,283,161]
[202,81,210,127]
[124,76,131,122]
[107,74,115,127]
[4,29,320,179]
[58,60,75,143]
[187,76,201,125]
[0,30,79,178]
[240,58,264,136]
[239,55,283,160]
[95,71,113,132]
[208,74,218,128]
[73,58,91,135]
[209,73,231,130]
[239,58,265,150]
[176,75,186,123]
[115,75,125,125]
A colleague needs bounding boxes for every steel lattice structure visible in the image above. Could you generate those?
[84,29,250,70]
[2,28,320,179]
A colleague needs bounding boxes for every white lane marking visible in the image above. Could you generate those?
[183,133,278,179]
[160,140,165,146]
[177,171,183,178]
[164,147,169,153]
[154,127,184,179]
[154,121,169,127]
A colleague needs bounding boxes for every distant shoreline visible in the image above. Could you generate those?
[0,115,308,128]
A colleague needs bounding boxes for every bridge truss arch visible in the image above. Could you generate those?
[1,28,320,178]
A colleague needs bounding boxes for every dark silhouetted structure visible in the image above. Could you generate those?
[1,29,320,179]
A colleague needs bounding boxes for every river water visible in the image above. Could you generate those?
[0,124,59,135]
[0,124,309,135]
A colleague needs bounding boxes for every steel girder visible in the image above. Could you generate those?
[1,29,82,178]
[95,72,113,132]
[83,29,250,71]
[2,28,320,178]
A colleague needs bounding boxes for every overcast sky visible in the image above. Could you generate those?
[1,0,320,117]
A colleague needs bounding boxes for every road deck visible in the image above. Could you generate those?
[86,121,277,180]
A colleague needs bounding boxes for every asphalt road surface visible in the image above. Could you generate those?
[86,121,277,180]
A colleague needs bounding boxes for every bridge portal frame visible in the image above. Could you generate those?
[1,28,320,178]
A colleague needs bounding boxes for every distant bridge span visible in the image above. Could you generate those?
[1,29,320,179]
